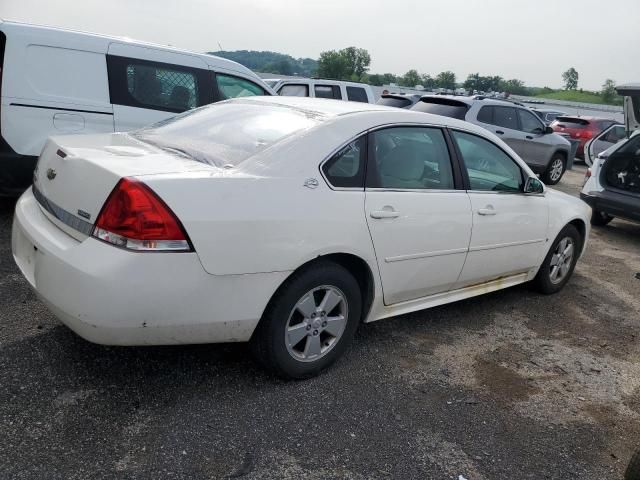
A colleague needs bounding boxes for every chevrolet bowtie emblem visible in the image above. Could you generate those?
[46,168,57,180]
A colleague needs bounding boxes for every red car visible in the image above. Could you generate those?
[550,116,617,159]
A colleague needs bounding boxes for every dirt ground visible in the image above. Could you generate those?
[0,165,639,479]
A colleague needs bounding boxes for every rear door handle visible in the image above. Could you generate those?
[370,210,400,219]
[526,135,534,140]
[495,130,504,135]
[477,207,497,216]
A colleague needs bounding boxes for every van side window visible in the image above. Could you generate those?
[346,87,368,103]
[216,74,266,99]
[315,85,342,100]
[107,55,206,113]
[279,84,309,97]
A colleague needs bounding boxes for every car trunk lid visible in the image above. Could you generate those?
[33,132,213,239]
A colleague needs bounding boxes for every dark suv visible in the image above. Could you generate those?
[411,96,572,184]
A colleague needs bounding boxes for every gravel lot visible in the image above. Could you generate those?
[1,166,639,479]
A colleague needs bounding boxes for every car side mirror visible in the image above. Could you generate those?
[524,177,544,194]
[544,126,554,134]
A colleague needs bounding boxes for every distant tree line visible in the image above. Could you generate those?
[212,48,622,104]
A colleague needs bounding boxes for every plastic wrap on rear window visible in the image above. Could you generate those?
[132,101,324,167]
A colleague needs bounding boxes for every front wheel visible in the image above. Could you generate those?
[590,209,613,226]
[250,261,362,379]
[542,154,566,185]
[532,224,581,294]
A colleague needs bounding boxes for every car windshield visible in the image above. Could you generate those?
[132,101,323,167]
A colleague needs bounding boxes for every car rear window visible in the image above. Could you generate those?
[346,86,369,103]
[132,101,323,167]
[411,98,470,120]
[377,96,412,108]
[552,117,590,128]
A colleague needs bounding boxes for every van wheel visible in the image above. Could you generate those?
[543,154,566,185]
[250,261,361,379]
[590,209,613,226]
[532,224,580,294]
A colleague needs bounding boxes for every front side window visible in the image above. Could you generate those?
[451,130,523,192]
[493,106,519,130]
[517,109,545,134]
[314,85,342,100]
[322,137,366,188]
[368,127,454,190]
[216,74,266,99]
[279,84,309,97]
[346,87,368,103]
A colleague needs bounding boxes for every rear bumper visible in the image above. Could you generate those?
[12,188,290,345]
[0,152,37,197]
[580,190,640,222]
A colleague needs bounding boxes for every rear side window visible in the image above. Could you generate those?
[279,84,309,97]
[493,106,518,130]
[314,85,342,100]
[346,86,368,103]
[216,74,266,99]
[377,97,412,108]
[107,55,209,113]
[322,137,366,188]
[411,99,469,120]
[477,106,493,123]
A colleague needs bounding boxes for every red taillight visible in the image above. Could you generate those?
[92,178,192,252]
[583,130,593,140]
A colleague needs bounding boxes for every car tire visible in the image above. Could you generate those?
[542,154,566,185]
[625,450,640,480]
[532,224,581,294]
[250,260,362,379]
[590,209,613,226]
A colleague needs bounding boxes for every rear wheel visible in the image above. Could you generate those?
[543,154,566,185]
[250,261,361,379]
[532,224,581,294]
[590,209,613,226]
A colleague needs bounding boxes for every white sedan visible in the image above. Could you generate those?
[12,97,590,378]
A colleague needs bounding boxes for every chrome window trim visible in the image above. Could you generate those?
[32,184,94,236]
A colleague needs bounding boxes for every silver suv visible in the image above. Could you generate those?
[411,96,572,184]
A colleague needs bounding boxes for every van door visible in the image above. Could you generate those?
[106,43,211,131]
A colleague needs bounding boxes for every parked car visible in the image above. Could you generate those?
[376,93,422,109]
[411,96,572,184]
[12,97,590,378]
[550,116,617,160]
[0,20,274,196]
[583,123,626,166]
[532,109,566,126]
[264,78,375,103]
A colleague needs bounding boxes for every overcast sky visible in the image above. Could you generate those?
[2,0,637,90]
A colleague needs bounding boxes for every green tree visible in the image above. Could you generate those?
[436,71,456,90]
[562,67,579,90]
[401,69,421,87]
[316,47,371,81]
[420,74,435,89]
[463,73,481,91]
[502,79,526,95]
[601,78,617,103]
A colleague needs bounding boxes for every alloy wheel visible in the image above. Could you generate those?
[549,236,574,284]
[549,158,564,182]
[285,286,348,362]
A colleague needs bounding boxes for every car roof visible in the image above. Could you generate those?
[616,83,640,95]
[0,20,257,78]
[227,96,496,135]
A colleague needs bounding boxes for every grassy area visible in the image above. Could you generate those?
[533,89,623,106]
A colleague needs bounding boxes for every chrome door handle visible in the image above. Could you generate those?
[477,207,497,216]
[370,210,400,219]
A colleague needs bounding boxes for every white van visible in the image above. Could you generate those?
[265,78,375,104]
[0,20,274,196]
